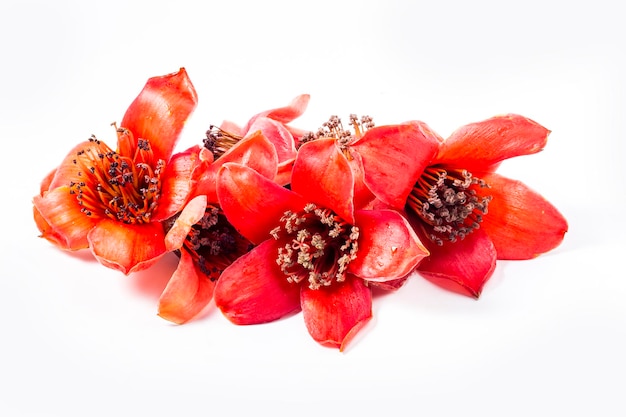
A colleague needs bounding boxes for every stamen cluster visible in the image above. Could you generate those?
[270,203,360,290]
[203,125,243,159]
[300,114,374,149]
[69,133,164,224]
[168,205,254,282]
[407,166,492,246]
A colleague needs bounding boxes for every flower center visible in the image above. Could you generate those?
[406,165,492,246]
[69,131,164,224]
[203,125,243,159]
[165,204,254,282]
[270,203,360,290]
[299,114,374,150]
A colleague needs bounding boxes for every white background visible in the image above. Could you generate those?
[1,0,624,415]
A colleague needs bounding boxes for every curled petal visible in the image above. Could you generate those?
[245,117,297,163]
[479,173,568,260]
[437,114,550,171]
[243,94,310,129]
[33,186,97,250]
[349,209,429,281]
[351,121,440,210]
[214,240,301,324]
[164,195,208,252]
[88,219,166,275]
[416,227,497,298]
[217,163,306,245]
[120,68,198,162]
[153,145,206,222]
[301,276,372,351]
[292,138,355,224]
[158,249,215,324]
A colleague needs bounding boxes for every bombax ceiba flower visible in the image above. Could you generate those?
[156,129,281,324]
[213,136,429,350]
[33,68,199,274]
[358,114,568,297]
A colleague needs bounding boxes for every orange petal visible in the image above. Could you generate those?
[301,276,372,351]
[153,145,206,222]
[164,195,208,252]
[437,114,550,171]
[88,219,166,274]
[33,186,97,250]
[120,68,198,162]
[479,173,568,260]
[158,249,215,324]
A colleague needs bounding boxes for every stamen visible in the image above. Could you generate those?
[272,203,359,290]
[406,165,492,245]
[299,114,375,150]
[164,205,254,282]
[69,133,163,224]
[203,125,243,159]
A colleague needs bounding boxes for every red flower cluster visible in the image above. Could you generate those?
[33,69,568,350]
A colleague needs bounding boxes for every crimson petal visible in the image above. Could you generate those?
[416,227,496,298]
[437,114,550,171]
[479,173,568,260]
[216,163,306,245]
[301,276,372,351]
[351,121,439,210]
[291,138,355,224]
[349,209,429,281]
[214,240,301,325]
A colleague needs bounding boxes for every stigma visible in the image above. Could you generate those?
[69,130,164,224]
[271,203,360,290]
[406,165,492,246]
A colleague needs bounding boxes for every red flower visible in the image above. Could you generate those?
[213,138,429,350]
[361,114,568,297]
[155,130,279,324]
[33,68,199,274]
[204,94,309,185]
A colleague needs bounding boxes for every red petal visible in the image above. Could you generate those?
[291,138,355,224]
[120,68,198,162]
[245,117,297,163]
[33,186,97,250]
[216,163,306,244]
[349,209,429,281]
[479,173,568,260]
[214,240,301,324]
[351,121,440,210]
[88,219,166,274]
[437,114,550,171]
[158,249,215,324]
[301,276,372,351]
[416,227,497,298]
[195,130,279,203]
[244,94,310,128]
[164,195,208,252]
[153,145,205,222]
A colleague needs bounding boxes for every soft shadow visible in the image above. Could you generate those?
[129,253,179,300]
